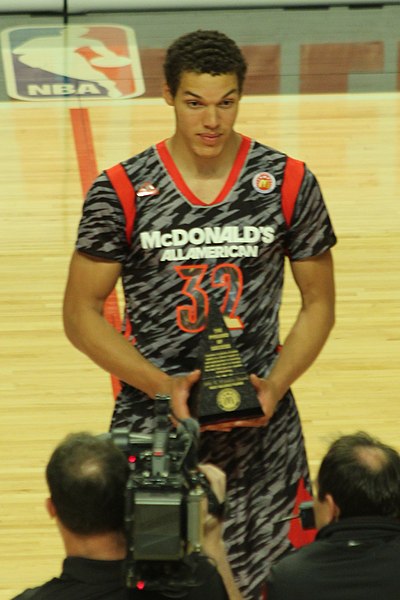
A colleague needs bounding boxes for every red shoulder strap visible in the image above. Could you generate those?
[281,156,305,227]
[105,163,136,244]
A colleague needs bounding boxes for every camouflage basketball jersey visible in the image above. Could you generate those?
[76,135,336,599]
[77,134,335,387]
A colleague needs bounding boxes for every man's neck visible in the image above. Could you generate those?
[62,528,127,561]
[166,131,242,179]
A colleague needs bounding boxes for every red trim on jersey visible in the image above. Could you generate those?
[281,156,305,227]
[288,477,317,548]
[174,264,209,333]
[105,163,136,244]
[156,135,252,206]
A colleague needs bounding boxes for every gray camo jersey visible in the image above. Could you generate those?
[76,135,336,599]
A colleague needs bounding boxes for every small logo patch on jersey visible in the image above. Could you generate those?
[252,172,276,195]
[137,182,160,197]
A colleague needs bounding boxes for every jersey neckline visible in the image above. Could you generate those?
[156,134,252,207]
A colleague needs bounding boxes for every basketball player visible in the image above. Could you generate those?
[63,30,336,600]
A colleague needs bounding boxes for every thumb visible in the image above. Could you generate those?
[188,369,201,384]
[250,373,262,390]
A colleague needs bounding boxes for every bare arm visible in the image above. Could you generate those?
[63,251,200,417]
[63,250,171,398]
[214,248,335,430]
[255,248,335,419]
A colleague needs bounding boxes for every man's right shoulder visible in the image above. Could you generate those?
[11,578,81,600]
[118,145,156,173]
[12,585,45,599]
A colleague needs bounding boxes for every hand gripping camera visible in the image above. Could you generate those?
[111,395,220,594]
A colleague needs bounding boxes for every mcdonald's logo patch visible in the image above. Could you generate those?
[252,171,276,194]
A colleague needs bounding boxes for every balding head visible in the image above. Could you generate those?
[317,432,400,520]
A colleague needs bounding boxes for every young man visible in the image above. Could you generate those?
[63,30,336,599]
[12,432,234,600]
[266,432,400,600]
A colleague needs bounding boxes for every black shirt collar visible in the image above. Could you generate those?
[317,516,400,541]
[62,556,125,585]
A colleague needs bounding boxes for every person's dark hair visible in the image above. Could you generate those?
[163,30,247,97]
[317,431,400,519]
[46,432,129,534]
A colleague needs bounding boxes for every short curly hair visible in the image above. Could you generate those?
[163,30,247,97]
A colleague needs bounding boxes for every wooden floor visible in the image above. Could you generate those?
[1,91,400,598]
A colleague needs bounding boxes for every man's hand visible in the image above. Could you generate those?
[201,374,281,431]
[249,373,282,420]
[197,463,226,551]
[165,369,201,422]
[198,463,226,508]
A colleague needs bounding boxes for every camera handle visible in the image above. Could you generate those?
[278,501,315,530]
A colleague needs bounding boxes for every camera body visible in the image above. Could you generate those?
[111,395,213,593]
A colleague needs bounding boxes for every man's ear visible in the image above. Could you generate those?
[325,494,341,522]
[45,497,57,519]
[314,493,340,529]
[162,83,174,106]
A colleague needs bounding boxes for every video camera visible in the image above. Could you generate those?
[111,394,220,594]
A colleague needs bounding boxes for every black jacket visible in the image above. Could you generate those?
[267,516,400,600]
[12,555,228,600]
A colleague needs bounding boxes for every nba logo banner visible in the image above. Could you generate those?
[1,24,145,101]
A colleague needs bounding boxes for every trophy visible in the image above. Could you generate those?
[189,300,263,425]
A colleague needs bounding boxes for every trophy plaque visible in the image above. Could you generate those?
[189,301,263,425]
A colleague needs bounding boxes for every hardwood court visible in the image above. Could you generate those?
[1,91,399,598]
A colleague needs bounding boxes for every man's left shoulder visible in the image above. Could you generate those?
[251,138,287,161]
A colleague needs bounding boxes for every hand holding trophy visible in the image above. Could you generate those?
[189,300,266,430]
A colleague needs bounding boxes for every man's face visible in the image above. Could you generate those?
[164,71,241,160]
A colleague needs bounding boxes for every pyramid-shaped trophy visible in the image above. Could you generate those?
[189,300,263,426]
